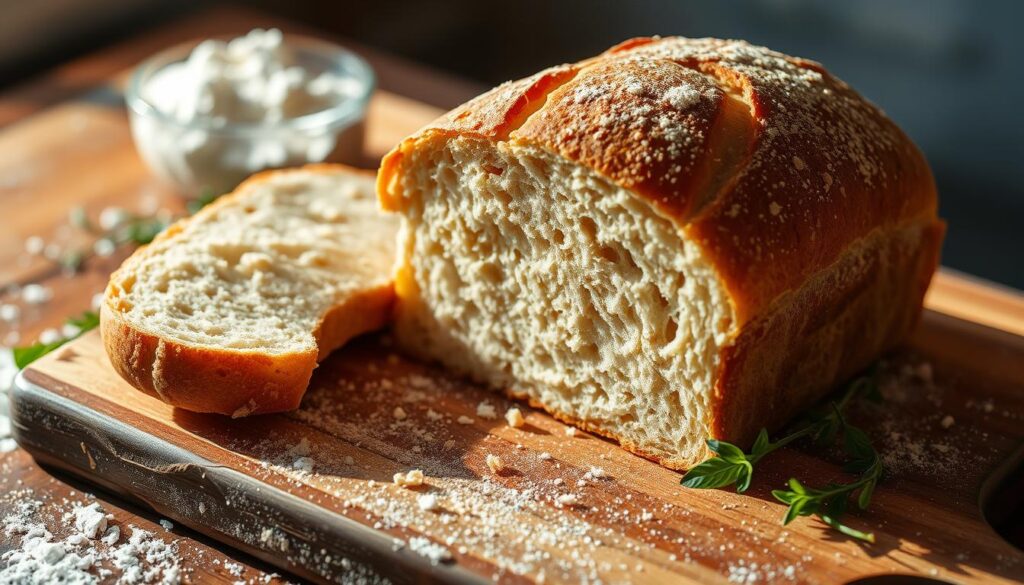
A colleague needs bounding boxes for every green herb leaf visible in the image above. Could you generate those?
[186,188,220,215]
[787,477,807,495]
[843,425,875,465]
[707,439,747,463]
[735,460,755,493]
[13,340,64,369]
[67,311,100,331]
[812,412,841,446]
[116,217,168,245]
[772,489,798,505]
[60,249,86,273]
[858,478,876,510]
[680,456,749,490]
[12,310,100,369]
[68,206,95,232]
[751,428,771,456]
[825,492,848,519]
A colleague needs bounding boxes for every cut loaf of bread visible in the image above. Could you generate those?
[102,164,398,416]
[378,37,945,469]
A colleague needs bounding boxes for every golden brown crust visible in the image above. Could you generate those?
[711,219,945,449]
[101,303,317,415]
[101,164,395,416]
[381,36,940,322]
[512,57,731,221]
[379,37,945,467]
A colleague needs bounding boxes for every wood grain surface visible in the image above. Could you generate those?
[14,308,1024,584]
[2,5,1023,584]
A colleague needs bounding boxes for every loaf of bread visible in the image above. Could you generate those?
[378,37,944,469]
[102,164,398,416]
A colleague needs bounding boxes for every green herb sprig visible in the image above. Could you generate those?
[681,371,883,542]
[13,311,99,369]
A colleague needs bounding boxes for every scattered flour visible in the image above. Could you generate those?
[407,536,451,565]
[111,526,179,584]
[21,284,53,305]
[556,494,578,507]
[223,560,244,577]
[475,402,497,420]
[70,502,110,539]
[0,304,20,323]
[416,494,439,512]
[2,497,181,584]
[37,328,62,345]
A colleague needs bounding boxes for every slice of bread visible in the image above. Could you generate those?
[102,164,398,417]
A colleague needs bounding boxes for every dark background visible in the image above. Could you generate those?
[2,0,1022,289]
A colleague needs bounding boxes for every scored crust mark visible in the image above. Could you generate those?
[599,38,764,222]
[378,65,583,213]
[513,57,726,221]
[438,65,580,140]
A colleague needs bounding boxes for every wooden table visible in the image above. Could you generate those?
[2,5,1023,584]
[0,6,481,583]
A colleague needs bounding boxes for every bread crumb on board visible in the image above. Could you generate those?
[485,454,504,474]
[505,407,525,428]
[476,402,498,420]
[393,469,425,487]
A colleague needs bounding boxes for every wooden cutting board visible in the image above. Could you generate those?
[11,304,1024,584]
[5,32,1024,582]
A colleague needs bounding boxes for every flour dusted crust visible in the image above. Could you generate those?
[379,37,944,468]
[102,164,398,416]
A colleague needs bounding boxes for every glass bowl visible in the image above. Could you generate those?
[126,35,375,198]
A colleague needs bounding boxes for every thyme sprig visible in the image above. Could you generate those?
[681,371,883,542]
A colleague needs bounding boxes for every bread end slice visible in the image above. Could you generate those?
[102,164,397,416]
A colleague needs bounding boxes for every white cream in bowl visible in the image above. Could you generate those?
[128,29,374,196]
